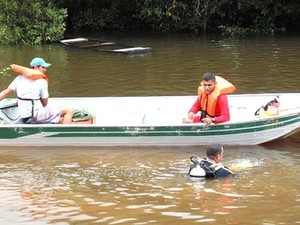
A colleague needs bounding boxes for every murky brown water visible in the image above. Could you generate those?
[0,33,300,224]
[0,142,299,224]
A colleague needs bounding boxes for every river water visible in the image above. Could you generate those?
[0,33,300,224]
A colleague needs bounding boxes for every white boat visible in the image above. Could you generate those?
[0,93,299,147]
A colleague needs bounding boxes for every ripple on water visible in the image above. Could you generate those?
[161,211,205,220]
[1,142,300,224]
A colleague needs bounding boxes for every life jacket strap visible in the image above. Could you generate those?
[17,97,40,124]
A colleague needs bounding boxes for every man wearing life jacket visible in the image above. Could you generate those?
[0,57,73,124]
[188,143,233,179]
[183,72,236,125]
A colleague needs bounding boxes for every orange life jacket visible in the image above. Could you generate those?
[10,64,49,83]
[197,76,236,117]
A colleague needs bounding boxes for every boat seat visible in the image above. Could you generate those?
[81,42,116,48]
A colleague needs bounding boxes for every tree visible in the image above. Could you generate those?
[0,0,67,44]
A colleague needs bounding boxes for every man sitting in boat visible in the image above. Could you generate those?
[188,143,233,179]
[183,72,236,125]
[0,57,73,124]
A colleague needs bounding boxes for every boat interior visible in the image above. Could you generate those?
[0,93,299,126]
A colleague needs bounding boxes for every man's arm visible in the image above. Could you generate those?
[189,98,201,114]
[0,88,14,101]
[183,98,201,123]
[40,80,49,107]
[40,98,48,107]
[215,94,230,123]
[189,98,202,122]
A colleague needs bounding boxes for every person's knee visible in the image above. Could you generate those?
[59,108,73,124]
[66,108,73,115]
[61,108,73,116]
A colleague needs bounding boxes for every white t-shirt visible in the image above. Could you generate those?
[9,75,49,118]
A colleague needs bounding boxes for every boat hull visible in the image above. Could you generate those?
[0,114,299,147]
[0,93,299,146]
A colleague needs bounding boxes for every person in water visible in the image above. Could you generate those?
[188,143,233,179]
[183,72,235,125]
[0,57,73,124]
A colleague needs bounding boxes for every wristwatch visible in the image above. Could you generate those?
[212,118,215,123]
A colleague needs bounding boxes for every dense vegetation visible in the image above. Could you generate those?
[0,0,67,44]
[53,0,300,35]
[0,0,299,44]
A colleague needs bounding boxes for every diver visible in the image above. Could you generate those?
[188,143,233,179]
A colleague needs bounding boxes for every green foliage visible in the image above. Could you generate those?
[51,0,300,36]
[0,67,12,77]
[135,0,192,32]
[218,0,287,36]
[0,0,67,44]
[52,0,127,31]
[1,0,297,40]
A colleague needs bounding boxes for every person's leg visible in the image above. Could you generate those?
[35,106,61,124]
[59,108,73,124]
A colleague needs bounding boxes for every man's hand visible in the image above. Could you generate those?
[182,112,195,123]
[188,111,195,120]
[202,117,213,125]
